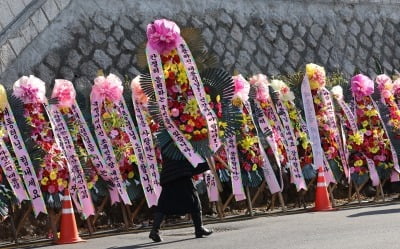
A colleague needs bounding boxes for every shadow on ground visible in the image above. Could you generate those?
[347,208,400,217]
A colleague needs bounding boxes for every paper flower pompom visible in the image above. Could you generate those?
[0,84,8,111]
[351,74,374,98]
[232,74,250,102]
[91,74,123,102]
[147,19,181,54]
[13,75,46,104]
[51,79,76,108]
[249,74,269,102]
[375,74,393,91]
[330,85,343,100]
[131,76,149,105]
[270,79,295,102]
[306,63,326,90]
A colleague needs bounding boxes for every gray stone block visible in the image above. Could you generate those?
[321,35,334,50]
[310,24,323,41]
[216,26,228,42]
[274,37,288,55]
[119,16,134,30]
[204,13,217,29]
[218,11,233,27]
[7,0,25,16]
[19,19,38,44]
[107,38,120,56]
[117,53,131,70]
[360,34,372,48]
[213,40,224,57]
[339,7,353,23]
[247,25,260,40]
[231,24,243,43]
[297,23,306,38]
[112,24,124,41]
[248,62,261,75]
[264,23,278,41]
[202,27,214,46]
[89,27,106,44]
[8,32,27,55]
[59,66,75,80]
[226,38,239,55]
[190,16,203,28]
[255,51,267,68]
[238,50,251,67]
[122,40,135,51]
[271,52,285,67]
[235,14,248,29]
[41,0,60,22]
[282,24,294,40]
[291,37,305,52]
[44,52,61,70]
[78,38,93,56]
[349,21,360,36]
[93,13,113,31]
[375,21,384,35]
[257,36,272,55]
[66,49,82,69]
[0,43,16,73]
[93,50,112,69]
[363,21,373,36]
[0,3,14,28]
[80,61,99,78]
[304,49,315,63]
[242,37,256,55]
[54,0,71,9]
[288,49,300,68]
[36,63,55,84]
[222,51,235,68]
[30,8,49,33]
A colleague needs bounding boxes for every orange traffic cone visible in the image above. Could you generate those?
[313,166,336,211]
[56,189,85,244]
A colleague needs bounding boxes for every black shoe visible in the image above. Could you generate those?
[149,230,162,242]
[195,227,213,238]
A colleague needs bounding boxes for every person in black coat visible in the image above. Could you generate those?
[149,153,213,242]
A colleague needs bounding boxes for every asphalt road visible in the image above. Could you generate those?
[37,202,400,249]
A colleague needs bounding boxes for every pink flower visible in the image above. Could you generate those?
[351,74,374,99]
[131,76,149,105]
[51,79,76,108]
[91,74,123,102]
[232,74,250,102]
[249,74,269,102]
[171,108,180,117]
[13,75,46,104]
[47,184,56,194]
[393,79,400,95]
[249,74,268,86]
[147,19,181,54]
[375,74,392,91]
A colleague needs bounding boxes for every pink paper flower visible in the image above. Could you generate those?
[51,79,76,108]
[131,76,149,105]
[393,79,400,95]
[171,108,180,117]
[13,75,46,104]
[147,19,181,54]
[375,74,392,91]
[91,74,123,102]
[232,74,250,102]
[330,85,343,100]
[351,74,374,99]
[249,74,269,102]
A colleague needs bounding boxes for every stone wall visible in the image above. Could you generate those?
[0,0,70,74]
[1,0,400,90]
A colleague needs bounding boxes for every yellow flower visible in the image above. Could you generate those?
[128,171,134,179]
[354,160,363,167]
[49,171,57,181]
[289,110,297,120]
[219,130,225,137]
[184,98,200,117]
[362,120,369,127]
[177,72,188,84]
[206,94,211,103]
[314,98,321,105]
[232,97,243,107]
[252,164,258,171]
[102,112,111,119]
[129,154,137,164]
[63,180,68,188]
[216,95,221,103]
[41,177,49,186]
[369,146,379,153]
[349,132,363,145]
[87,182,94,189]
[184,134,192,140]
[93,175,98,182]
[347,144,353,150]
[193,130,201,135]
[57,178,64,186]
[218,121,228,129]
[201,128,208,134]
[187,119,195,127]
[179,124,186,131]
[240,136,258,150]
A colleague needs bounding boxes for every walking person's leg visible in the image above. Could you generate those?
[191,189,213,238]
[149,212,164,242]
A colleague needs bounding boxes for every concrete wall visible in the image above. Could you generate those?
[1,0,400,90]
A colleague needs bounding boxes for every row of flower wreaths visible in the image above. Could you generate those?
[1,18,400,220]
